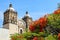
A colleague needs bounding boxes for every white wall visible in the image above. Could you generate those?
[9,23,18,34]
[0,28,9,40]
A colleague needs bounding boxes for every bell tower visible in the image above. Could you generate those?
[3,4,18,34]
[22,11,32,32]
[3,4,17,25]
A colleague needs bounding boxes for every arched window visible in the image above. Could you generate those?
[20,29,22,34]
[20,28,23,34]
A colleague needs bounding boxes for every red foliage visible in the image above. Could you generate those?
[33,37,38,40]
[40,28,44,32]
[29,16,47,32]
[58,33,60,40]
[11,37,15,40]
[34,20,40,25]
[39,17,47,32]
[39,17,47,27]
[29,24,35,31]
[54,8,60,14]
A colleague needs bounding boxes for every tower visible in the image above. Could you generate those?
[3,4,18,34]
[22,11,32,32]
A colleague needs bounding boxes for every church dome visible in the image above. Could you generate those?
[22,11,32,22]
[24,11,30,17]
[23,11,32,19]
[8,7,15,11]
[5,4,16,12]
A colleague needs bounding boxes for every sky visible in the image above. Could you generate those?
[0,0,60,27]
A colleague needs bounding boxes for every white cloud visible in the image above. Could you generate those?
[0,28,9,40]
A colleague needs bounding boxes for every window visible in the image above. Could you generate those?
[20,29,22,34]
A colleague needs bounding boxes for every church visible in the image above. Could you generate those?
[3,4,33,35]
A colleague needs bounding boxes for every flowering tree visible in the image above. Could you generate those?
[29,17,47,32]
[10,8,60,40]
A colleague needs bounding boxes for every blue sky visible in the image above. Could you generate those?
[0,0,60,27]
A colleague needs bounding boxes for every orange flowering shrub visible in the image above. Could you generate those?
[29,17,47,32]
[58,33,60,40]
[39,17,47,32]
[29,24,35,31]
[11,37,15,40]
[39,17,47,24]
[54,8,60,14]
[33,37,38,40]
[11,7,60,40]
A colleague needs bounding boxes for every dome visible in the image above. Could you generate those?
[24,11,30,17]
[6,4,16,12]
[22,11,32,20]
[22,11,32,21]
[8,7,15,11]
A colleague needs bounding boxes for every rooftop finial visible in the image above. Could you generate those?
[9,3,12,7]
[58,3,60,8]
[26,11,28,14]
[25,11,30,17]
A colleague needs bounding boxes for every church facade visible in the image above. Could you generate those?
[3,4,33,35]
